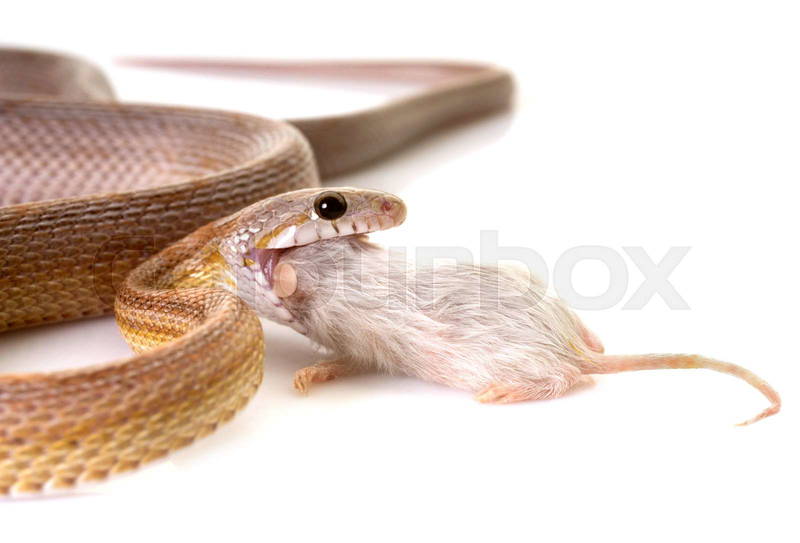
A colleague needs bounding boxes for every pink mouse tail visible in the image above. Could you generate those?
[580,353,780,426]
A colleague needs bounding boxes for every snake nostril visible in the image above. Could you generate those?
[381,199,394,212]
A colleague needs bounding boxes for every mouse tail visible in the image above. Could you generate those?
[578,353,780,426]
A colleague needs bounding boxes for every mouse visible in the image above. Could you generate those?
[220,188,780,426]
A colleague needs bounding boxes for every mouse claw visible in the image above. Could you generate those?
[293,360,352,395]
[293,370,311,395]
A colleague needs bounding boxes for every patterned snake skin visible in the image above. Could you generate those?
[0,48,513,495]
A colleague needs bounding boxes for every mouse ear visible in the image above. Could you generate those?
[273,262,298,298]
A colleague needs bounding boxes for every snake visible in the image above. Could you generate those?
[0,47,513,495]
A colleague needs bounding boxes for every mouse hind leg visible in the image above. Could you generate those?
[475,365,587,404]
[577,321,605,353]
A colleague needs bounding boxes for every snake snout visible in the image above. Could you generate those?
[379,195,406,226]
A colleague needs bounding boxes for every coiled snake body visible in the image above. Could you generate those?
[0,48,513,494]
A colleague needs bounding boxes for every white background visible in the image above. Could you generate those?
[2,1,798,541]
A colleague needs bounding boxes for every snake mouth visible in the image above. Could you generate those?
[252,204,404,285]
[245,198,406,333]
[249,247,286,289]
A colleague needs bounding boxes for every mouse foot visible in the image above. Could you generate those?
[475,374,583,404]
[475,384,534,404]
[293,359,353,394]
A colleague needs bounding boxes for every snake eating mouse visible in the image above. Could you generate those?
[0,48,778,496]
[238,189,780,427]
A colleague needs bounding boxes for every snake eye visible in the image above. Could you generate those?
[314,191,347,220]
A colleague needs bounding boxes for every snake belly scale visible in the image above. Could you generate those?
[0,48,513,494]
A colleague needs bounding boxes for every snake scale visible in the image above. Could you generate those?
[0,48,513,495]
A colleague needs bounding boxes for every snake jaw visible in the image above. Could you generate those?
[240,247,307,332]
[247,247,285,289]
[219,188,406,334]
[259,208,405,250]
[246,204,402,289]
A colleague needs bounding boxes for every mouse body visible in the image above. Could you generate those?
[273,234,779,425]
[279,236,598,400]
[217,187,778,425]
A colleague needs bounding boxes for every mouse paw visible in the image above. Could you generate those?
[293,360,352,395]
[475,384,528,404]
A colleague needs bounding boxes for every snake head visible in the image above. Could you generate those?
[217,187,406,333]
